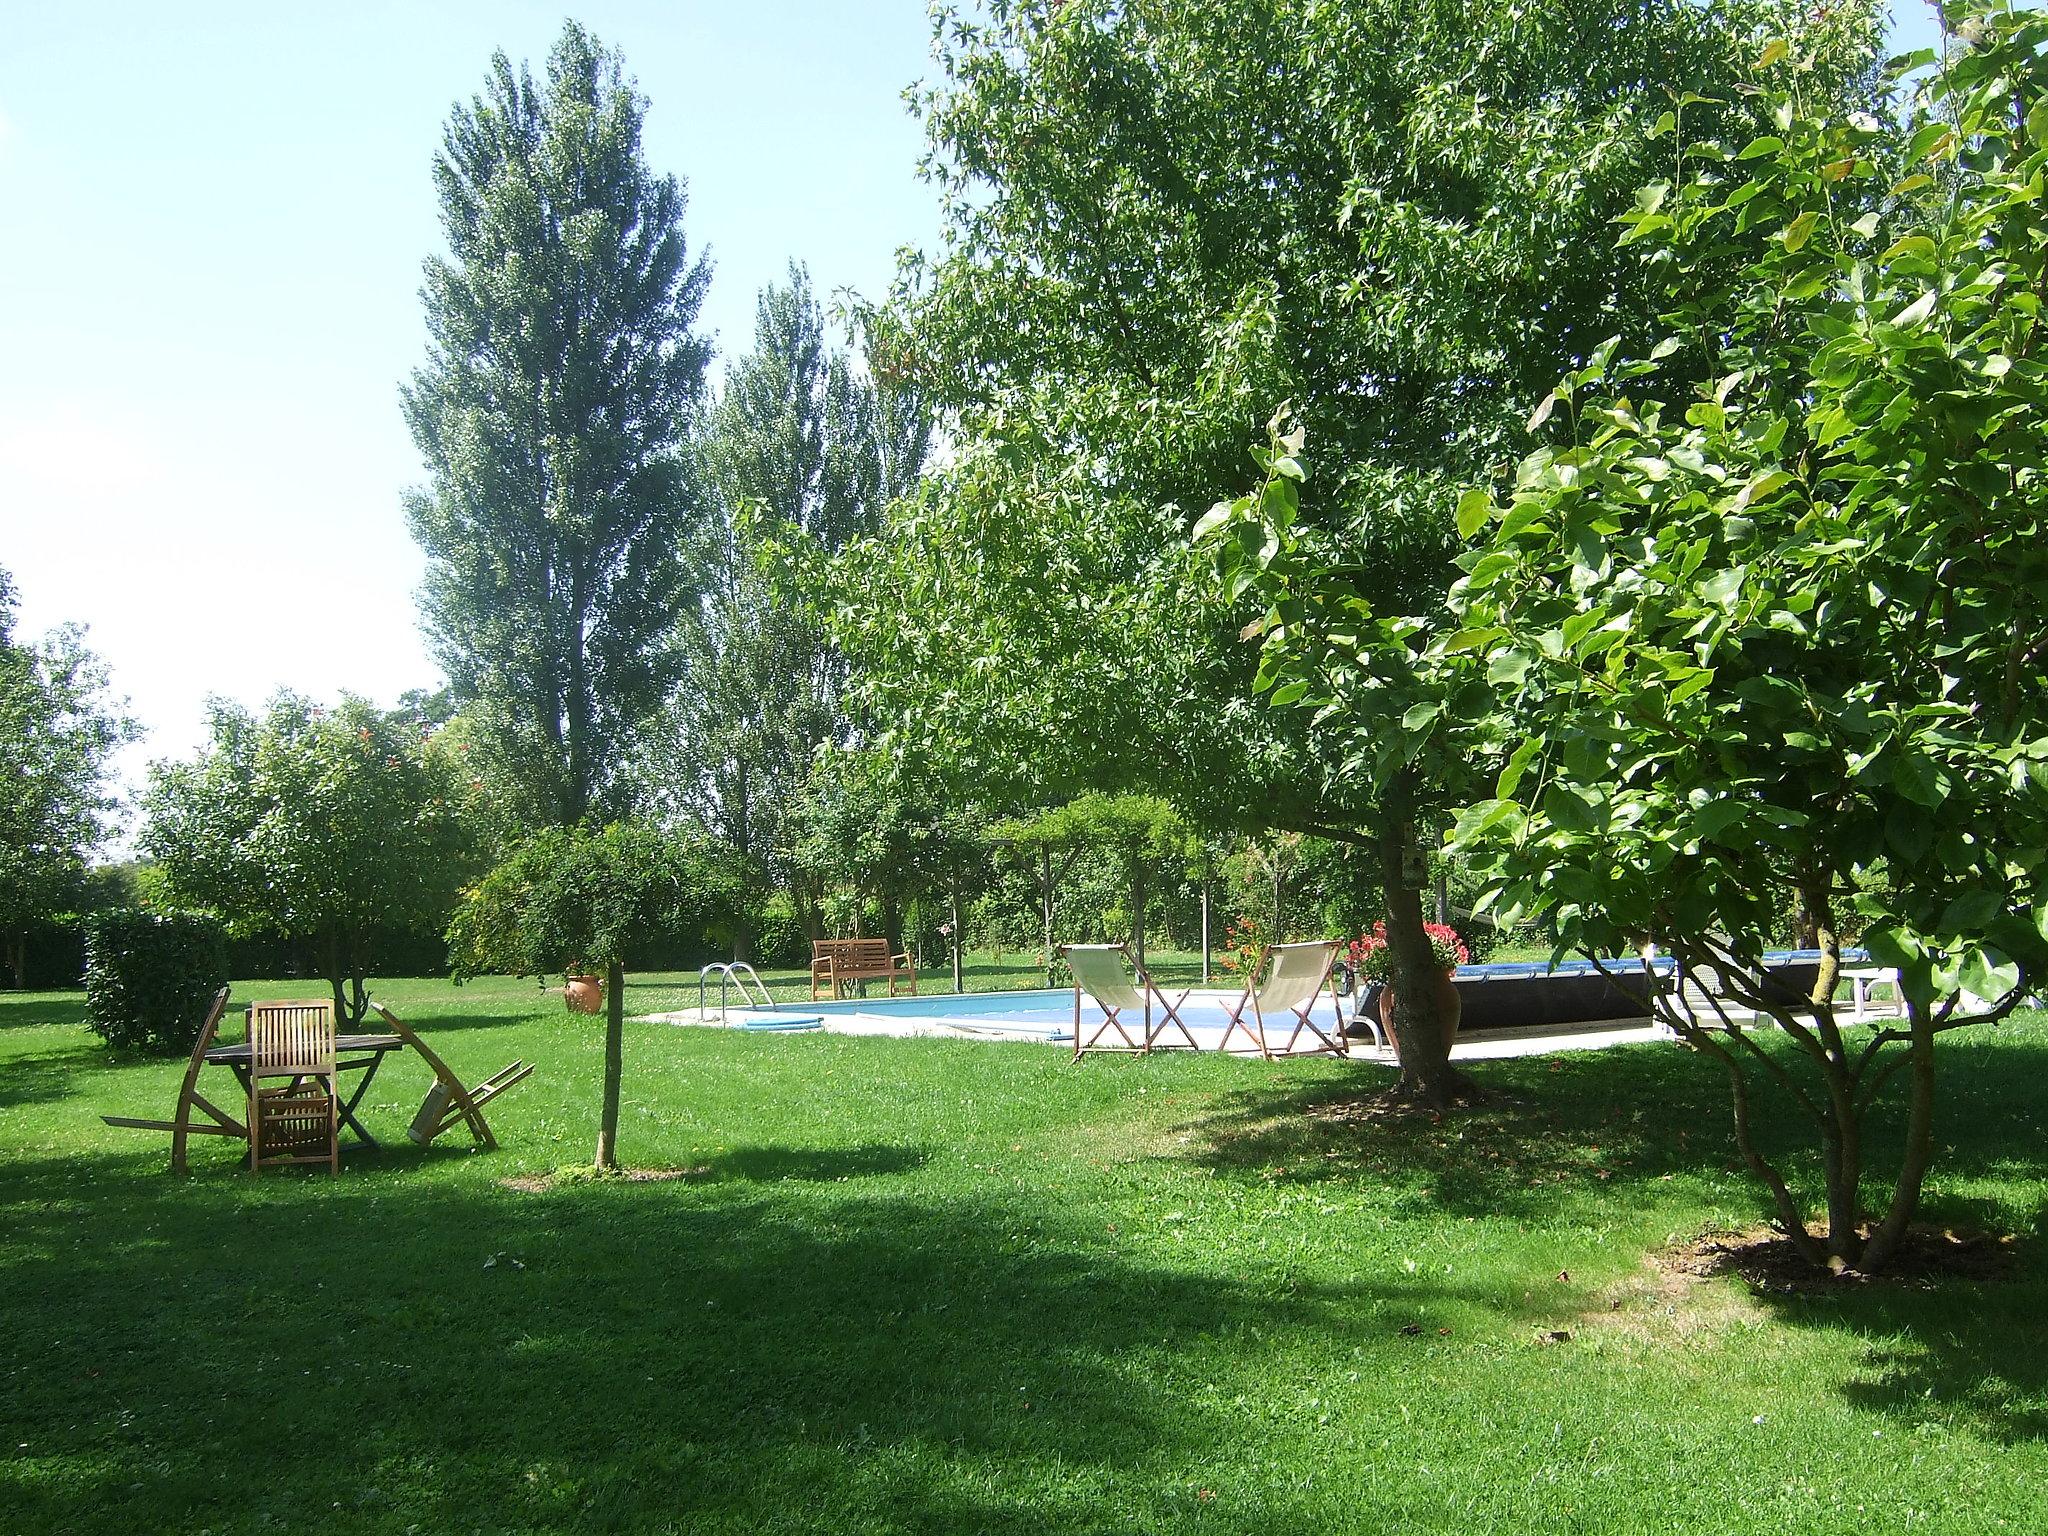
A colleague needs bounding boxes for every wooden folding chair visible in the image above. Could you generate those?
[1059,943,1201,1061]
[1216,941,1349,1059]
[368,1001,531,1150]
[247,999,339,1175]
[101,986,243,1174]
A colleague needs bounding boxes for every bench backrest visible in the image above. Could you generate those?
[813,938,897,968]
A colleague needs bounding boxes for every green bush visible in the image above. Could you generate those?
[82,908,229,1052]
[752,894,810,969]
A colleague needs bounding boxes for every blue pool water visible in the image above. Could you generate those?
[801,989,1075,1020]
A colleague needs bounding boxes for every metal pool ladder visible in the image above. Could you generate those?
[699,962,775,1024]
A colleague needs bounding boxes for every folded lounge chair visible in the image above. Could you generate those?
[1059,943,1201,1061]
[1216,940,1348,1059]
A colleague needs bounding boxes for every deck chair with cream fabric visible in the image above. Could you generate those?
[1216,940,1348,1059]
[1059,943,1201,1061]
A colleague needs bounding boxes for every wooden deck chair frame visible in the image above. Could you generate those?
[247,998,340,1175]
[1216,941,1349,1060]
[101,985,244,1175]
[1059,943,1201,1062]
[369,1000,532,1150]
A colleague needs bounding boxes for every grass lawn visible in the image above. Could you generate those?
[4,974,2047,1534]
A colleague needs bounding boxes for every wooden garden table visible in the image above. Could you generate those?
[103,991,531,1174]
[204,1033,406,1150]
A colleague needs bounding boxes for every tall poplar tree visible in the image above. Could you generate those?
[403,21,711,828]
[649,266,930,955]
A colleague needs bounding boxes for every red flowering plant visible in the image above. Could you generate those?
[1347,921,1467,984]
[1219,915,1267,978]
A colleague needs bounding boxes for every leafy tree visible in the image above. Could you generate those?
[1063,793,1181,966]
[915,803,991,993]
[447,821,725,1169]
[649,268,929,956]
[984,803,1091,986]
[837,0,1881,1105]
[141,695,478,1025]
[404,20,711,827]
[787,748,958,959]
[1446,3,2048,1272]
[0,566,135,987]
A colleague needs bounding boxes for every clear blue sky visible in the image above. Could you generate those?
[0,2,1947,817]
[1,0,939,801]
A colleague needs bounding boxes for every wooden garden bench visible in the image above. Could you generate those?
[809,938,916,1001]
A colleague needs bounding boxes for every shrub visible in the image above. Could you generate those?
[82,908,229,1052]
[752,894,809,969]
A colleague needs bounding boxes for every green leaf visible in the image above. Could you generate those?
[1455,488,1494,541]
[1885,800,1935,862]
[1783,210,1818,253]
[1891,750,1950,808]
[1889,290,1937,330]
[1439,626,1502,654]
[1190,501,1235,543]
[1693,799,1746,842]
[1958,947,2020,1003]
[1496,736,1542,799]
[1755,38,1790,69]
[1908,122,1954,163]
[1487,649,1531,688]
[1738,135,1785,160]
[1939,889,2000,934]
[1699,566,1747,608]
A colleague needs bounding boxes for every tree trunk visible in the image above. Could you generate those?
[321,924,373,1027]
[1199,869,1212,985]
[1804,889,1860,1263]
[1862,1001,1938,1272]
[596,958,624,1171]
[7,929,24,990]
[1129,865,1148,968]
[1040,844,1057,987]
[950,889,963,994]
[564,580,593,825]
[882,894,904,958]
[1375,797,1469,1107]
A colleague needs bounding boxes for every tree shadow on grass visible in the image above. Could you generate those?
[1180,1027,2048,1223]
[1176,1038,1731,1224]
[0,1143,1558,1536]
[0,994,87,1033]
[694,1143,932,1183]
[0,1050,84,1113]
[1178,1026,2048,1443]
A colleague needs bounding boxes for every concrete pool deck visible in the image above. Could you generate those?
[638,989,1670,1062]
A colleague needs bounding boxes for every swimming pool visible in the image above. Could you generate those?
[659,983,1363,1048]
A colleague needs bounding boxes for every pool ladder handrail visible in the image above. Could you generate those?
[699,961,775,1024]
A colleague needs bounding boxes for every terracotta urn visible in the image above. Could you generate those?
[1378,969,1462,1059]
[564,973,605,1014]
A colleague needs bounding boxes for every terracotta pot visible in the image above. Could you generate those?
[564,974,605,1014]
[1377,969,1461,1059]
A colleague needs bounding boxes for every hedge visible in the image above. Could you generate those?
[82,909,230,1053]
